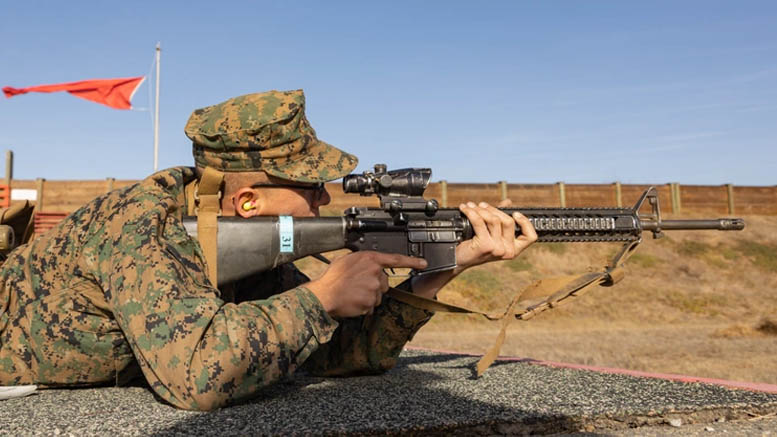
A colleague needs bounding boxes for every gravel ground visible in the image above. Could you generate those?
[2,350,776,436]
[556,415,777,436]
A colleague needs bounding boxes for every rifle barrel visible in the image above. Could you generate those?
[640,218,745,231]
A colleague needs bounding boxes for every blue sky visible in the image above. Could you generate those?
[1,1,775,185]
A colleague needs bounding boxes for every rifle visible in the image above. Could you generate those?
[183,164,745,287]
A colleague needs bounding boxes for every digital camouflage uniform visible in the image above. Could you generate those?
[0,90,433,410]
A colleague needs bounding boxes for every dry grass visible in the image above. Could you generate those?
[411,322,777,384]
[295,215,777,385]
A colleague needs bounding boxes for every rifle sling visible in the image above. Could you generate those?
[195,167,224,287]
[387,239,640,376]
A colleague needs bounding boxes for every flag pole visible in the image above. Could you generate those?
[153,42,161,172]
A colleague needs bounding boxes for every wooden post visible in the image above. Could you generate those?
[36,178,45,212]
[614,181,622,207]
[440,180,448,208]
[676,183,682,213]
[557,182,566,208]
[106,177,115,193]
[499,181,507,202]
[726,184,735,215]
[4,150,12,186]
[670,183,682,214]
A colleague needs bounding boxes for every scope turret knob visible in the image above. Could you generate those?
[425,199,439,216]
[374,163,387,174]
[378,174,393,188]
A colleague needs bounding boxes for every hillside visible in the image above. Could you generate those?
[295,215,777,384]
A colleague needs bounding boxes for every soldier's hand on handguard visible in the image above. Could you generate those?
[306,252,428,318]
[453,199,538,275]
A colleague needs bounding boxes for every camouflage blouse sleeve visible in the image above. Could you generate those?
[107,197,339,411]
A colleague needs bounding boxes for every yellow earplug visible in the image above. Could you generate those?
[242,201,254,211]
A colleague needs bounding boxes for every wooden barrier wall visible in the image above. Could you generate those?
[7,179,777,216]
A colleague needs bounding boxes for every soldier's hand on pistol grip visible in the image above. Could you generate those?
[306,251,428,318]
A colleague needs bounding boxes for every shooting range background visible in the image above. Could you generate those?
[6,178,777,216]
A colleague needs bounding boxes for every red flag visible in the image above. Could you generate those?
[3,76,145,110]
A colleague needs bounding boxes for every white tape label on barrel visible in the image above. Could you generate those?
[279,216,294,253]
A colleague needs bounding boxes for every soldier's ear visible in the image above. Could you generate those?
[233,188,261,218]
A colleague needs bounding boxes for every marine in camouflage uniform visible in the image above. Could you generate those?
[0,90,432,410]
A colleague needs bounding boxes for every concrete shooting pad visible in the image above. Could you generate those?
[2,349,777,436]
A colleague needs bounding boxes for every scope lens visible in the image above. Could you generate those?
[342,174,368,193]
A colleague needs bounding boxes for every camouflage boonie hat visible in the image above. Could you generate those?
[185,89,358,182]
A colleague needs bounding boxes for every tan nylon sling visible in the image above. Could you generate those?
[386,239,641,375]
[191,167,224,287]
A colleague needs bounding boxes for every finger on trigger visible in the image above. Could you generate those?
[376,252,428,270]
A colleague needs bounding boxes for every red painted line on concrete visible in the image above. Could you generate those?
[405,346,777,394]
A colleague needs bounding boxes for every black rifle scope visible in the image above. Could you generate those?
[343,164,431,197]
